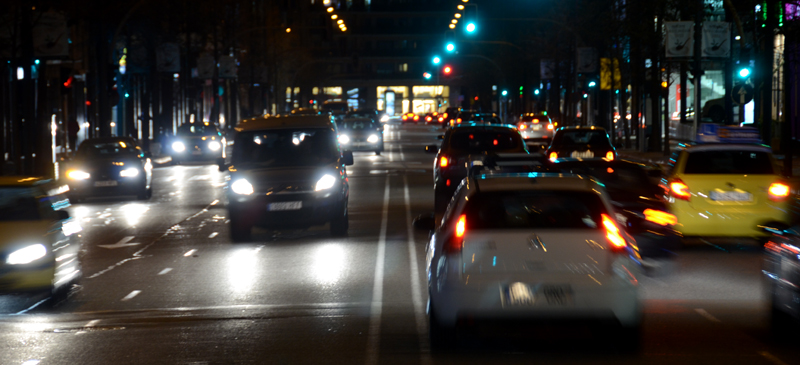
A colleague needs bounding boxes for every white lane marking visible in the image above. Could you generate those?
[208,232,219,239]
[760,351,791,365]
[694,308,721,323]
[365,176,390,365]
[184,249,197,257]
[158,268,173,275]
[404,175,432,361]
[84,319,100,328]
[13,298,49,315]
[121,290,141,301]
[98,236,140,249]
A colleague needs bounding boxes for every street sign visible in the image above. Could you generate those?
[697,123,760,144]
[731,84,754,105]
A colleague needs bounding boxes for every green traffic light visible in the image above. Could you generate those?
[445,43,455,52]
[466,22,476,33]
[738,68,751,78]
[501,90,508,96]
[432,56,441,65]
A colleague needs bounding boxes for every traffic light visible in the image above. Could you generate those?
[737,66,751,79]
[423,72,432,80]
[443,65,452,75]
[588,81,597,88]
[519,86,523,96]
[445,30,456,53]
[463,5,477,34]
[534,89,540,95]
[501,90,508,96]
[445,42,456,52]
[432,56,441,65]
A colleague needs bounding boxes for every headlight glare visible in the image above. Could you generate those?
[315,174,337,191]
[172,141,186,152]
[380,115,389,122]
[67,169,90,180]
[338,135,350,144]
[208,141,221,151]
[7,244,47,265]
[367,134,380,143]
[231,179,254,195]
[120,167,139,177]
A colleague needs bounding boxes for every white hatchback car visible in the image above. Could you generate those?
[425,173,643,349]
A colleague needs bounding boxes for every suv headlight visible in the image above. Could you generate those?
[7,244,47,265]
[172,141,186,152]
[231,179,254,195]
[208,141,221,151]
[367,134,380,143]
[120,168,139,177]
[315,174,337,191]
[338,135,350,144]
[67,169,90,180]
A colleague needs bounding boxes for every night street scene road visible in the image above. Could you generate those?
[2,0,800,364]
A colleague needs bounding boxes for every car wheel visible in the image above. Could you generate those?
[429,298,456,351]
[230,214,252,243]
[330,202,349,237]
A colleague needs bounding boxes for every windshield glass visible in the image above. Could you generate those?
[684,150,774,174]
[339,119,379,130]
[448,129,522,153]
[463,191,607,230]
[76,141,141,159]
[552,129,611,147]
[0,187,42,221]
[177,123,219,136]
[233,128,339,167]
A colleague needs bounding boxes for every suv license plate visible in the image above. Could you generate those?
[94,180,118,187]
[541,285,573,306]
[709,190,752,201]
[570,150,594,158]
[268,201,302,211]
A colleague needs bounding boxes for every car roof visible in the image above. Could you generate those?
[471,173,603,193]
[235,115,335,132]
[0,176,50,187]
[683,143,772,153]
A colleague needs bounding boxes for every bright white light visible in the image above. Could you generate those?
[227,248,258,295]
[312,245,346,285]
[122,203,149,227]
[16,67,24,80]
[380,115,389,122]
[208,141,221,151]
[338,135,350,144]
[7,244,47,265]
[466,23,476,32]
[315,174,337,191]
[172,141,186,152]
[119,168,139,177]
[367,134,380,143]
[231,179,254,195]
[62,219,82,236]
[67,169,90,180]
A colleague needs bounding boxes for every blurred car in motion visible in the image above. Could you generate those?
[422,173,642,350]
[763,226,800,332]
[546,126,616,162]
[346,109,381,123]
[425,124,528,219]
[168,122,224,164]
[424,112,440,124]
[0,177,81,301]
[320,100,350,122]
[225,115,354,241]
[516,113,555,143]
[449,109,478,127]
[664,141,791,239]
[441,107,460,128]
[65,137,153,201]
[548,159,680,265]
[338,117,384,155]
[401,112,419,123]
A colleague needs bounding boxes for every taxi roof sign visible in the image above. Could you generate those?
[696,123,761,144]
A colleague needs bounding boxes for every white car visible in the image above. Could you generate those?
[425,173,643,349]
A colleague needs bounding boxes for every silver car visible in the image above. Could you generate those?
[516,113,555,141]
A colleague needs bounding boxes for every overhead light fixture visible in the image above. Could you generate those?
[338,19,344,24]
[452,19,458,24]
[458,4,464,9]
[449,24,456,29]
[326,7,334,12]
[331,14,338,19]
[455,13,462,18]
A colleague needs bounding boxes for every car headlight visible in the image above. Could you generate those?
[380,115,389,122]
[315,174,337,191]
[7,244,47,265]
[338,135,350,144]
[367,134,380,143]
[172,141,186,152]
[231,179,254,195]
[208,141,221,151]
[67,169,90,180]
[120,167,140,177]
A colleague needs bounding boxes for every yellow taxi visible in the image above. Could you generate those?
[664,142,791,238]
[0,177,82,298]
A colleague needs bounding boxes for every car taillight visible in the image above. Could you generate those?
[518,123,527,130]
[456,214,466,238]
[438,117,444,122]
[443,113,448,119]
[549,152,557,161]
[769,182,790,201]
[601,214,627,252]
[605,151,615,161]
[439,156,449,168]
[532,119,539,123]
[414,115,419,121]
[547,124,554,130]
[402,115,407,120]
[426,116,432,121]
[669,178,691,201]
[643,208,677,226]
[457,118,462,123]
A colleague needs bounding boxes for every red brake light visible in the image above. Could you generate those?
[669,179,691,201]
[532,119,539,123]
[549,152,557,161]
[402,115,407,120]
[439,156,449,168]
[457,118,462,123]
[601,214,626,252]
[605,151,615,161]
[546,124,554,130]
[493,139,498,145]
[438,117,444,122]
[643,209,677,226]
[426,116,432,121]
[518,123,527,130]
[769,182,790,201]
[414,115,419,121]
[444,214,467,253]
[443,113,448,118]
[456,214,466,238]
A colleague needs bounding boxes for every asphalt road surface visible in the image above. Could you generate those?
[0,121,797,365]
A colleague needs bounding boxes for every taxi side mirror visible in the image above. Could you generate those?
[343,151,354,166]
[425,145,438,154]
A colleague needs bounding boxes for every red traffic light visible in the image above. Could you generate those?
[63,76,73,88]
[443,65,452,74]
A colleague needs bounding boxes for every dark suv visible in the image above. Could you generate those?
[224,115,354,241]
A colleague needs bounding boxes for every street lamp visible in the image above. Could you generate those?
[432,56,441,65]
[326,7,334,12]
[449,24,456,29]
[458,4,464,10]
[465,22,476,33]
[455,13,461,18]
[445,42,456,52]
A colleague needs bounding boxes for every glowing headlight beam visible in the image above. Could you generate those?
[172,141,186,152]
[315,174,337,191]
[208,141,222,151]
[231,179,254,195]
[7,244,47,265]
[67,170,90,180]
[367,134,380,143]
[338,135,350,144]
[120,168,140,177]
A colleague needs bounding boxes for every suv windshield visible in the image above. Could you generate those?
[684,150,774,174]
[463,191,607,230]
[552,129,611,147]
[340,119,378,130]
[177,123,219,136]
[448,129,523,153]
[0,187,42,221]
[234,128,339,168]
[77,141,141,159]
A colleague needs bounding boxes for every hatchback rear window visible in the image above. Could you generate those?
[463,191,607,230]
[684,150,774,174]
[448,130,522,152]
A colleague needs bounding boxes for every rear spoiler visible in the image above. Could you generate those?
[467,152,547,177]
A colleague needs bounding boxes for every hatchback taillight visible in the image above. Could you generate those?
[547,124,554,130]
[444,215,467,253]
[605,151,615,161]
[669,178,691,201]
[549,152,557,161]
[769,182,790,201]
